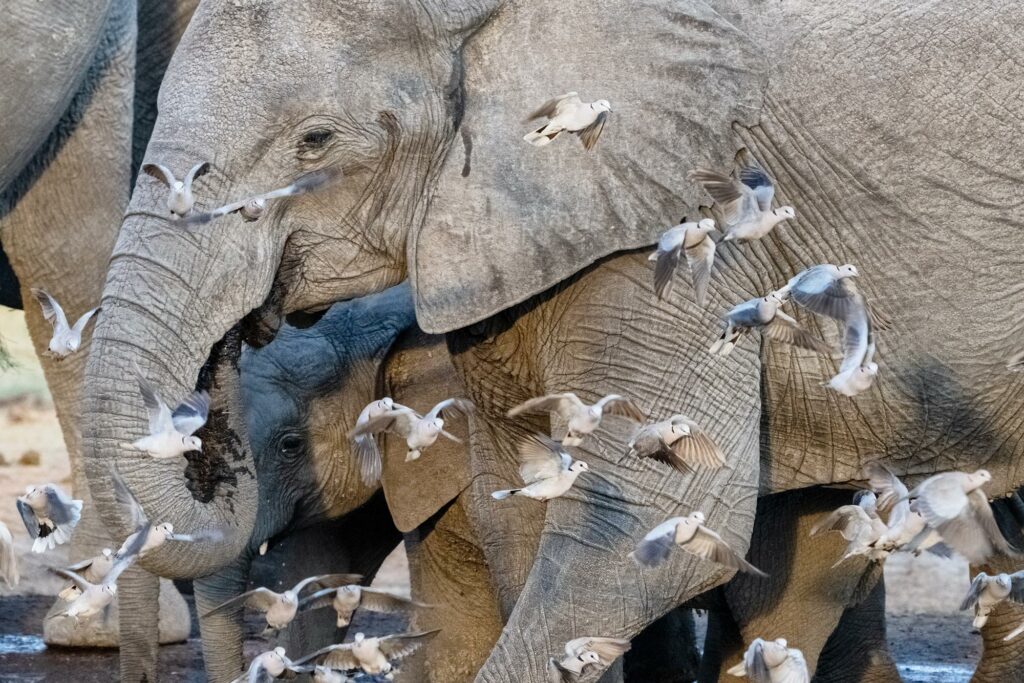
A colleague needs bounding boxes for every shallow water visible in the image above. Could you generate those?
[900,663,973,682]
[0,635,45,655]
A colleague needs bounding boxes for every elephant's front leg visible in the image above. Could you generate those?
[195,552,253,683]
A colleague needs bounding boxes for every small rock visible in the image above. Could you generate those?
[18,450,41,466]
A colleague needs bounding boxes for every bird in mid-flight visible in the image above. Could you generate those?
[649,217,718,305]
[125,367,209,459]
[142,161,210,218]
[185,167,341,224]
[16,483,83,553]
[492,433,589,502]
[508,392,644,446]
[547,636,631,682]
[523,92,612,150]
[30,289,100,359]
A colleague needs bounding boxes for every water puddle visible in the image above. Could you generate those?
[0,635,45,654]
[899,662,973,682]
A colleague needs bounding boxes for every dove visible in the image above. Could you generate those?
[709,292,831,357]
[30,288,100,359]
[810,490,889,565]
[204,573,363,632]
[296,630,440,676]
[547,636,631,682]
[507,392,644,447]
[491,433,589,502]
[727,638,809,683]
[649,217,718,304]
[688,152,795,243]
[0,521,18,587]
[631,511,767,576]
[351,397,473,462]
[311,666,356,683]
[16,483,83,553]
[349,397,410,483]
[905,469,1015,563]
[233,646,311,683]
[624,414,726,473]
[142,161,210,218]
[49,529,143,621]
[523,92,612,150]
[185,167,341,225]
[59,548,115,601]
[863,462,945,557]
[125,367,209,459]
[299,584,427,628]
[960,571,1024,629]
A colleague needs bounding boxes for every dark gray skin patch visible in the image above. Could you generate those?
[460,127,472,177]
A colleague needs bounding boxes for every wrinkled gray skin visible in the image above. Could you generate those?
[78,1,1024,681]
[0,0,199,650]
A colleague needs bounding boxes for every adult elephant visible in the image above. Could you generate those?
[79,0,1024,681]
[1,0,199,651]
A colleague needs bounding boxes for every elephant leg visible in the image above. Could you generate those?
[405,490,504,683]
[195,553,253,683]
[815,579,900,683]
[625,608,702,683]
[970,556,1024,683]
[698,600,745,683]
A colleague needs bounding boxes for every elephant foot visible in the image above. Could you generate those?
[813,649,901,683]
[43,578,190,646]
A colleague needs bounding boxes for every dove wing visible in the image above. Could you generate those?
[508,393,583,420]
[763,312,832,354]
[737,165,776,212]
[103,550,142,586]
[142,163,176,187]
[110,470,149,532]
[791,269,862,322]
[352,434,383,485]
[43,486,76,524]
[525,92,580,121]
[70,307,101,337]
[203,587,280,617]
[184,162,211,185]
[596,395,646,422]
[292,573,362,595]
[687,169,745,222]
[960,573,989,610]
[864,462,908,513]
[777,651,811,683]
[652,227,685,300]
[518,433,570,483]
[576,110,608,151]
[31,288,69,330]
[359,588,426,613]
[670,419,726,469]
[300,644,358,670]
[353,408,419,438]
[687,526,767,576]
[968,489,1013,555]
[50,568,93,592]
[685,234,716,307]
[426,397,474,421]
[254,168,340,203]
[547,658,575,683]
[744,640,773,683]
[810,505,873,542]
[184,198,248,224]
[297,587,338,611]
[631,518,684,567]
[838,312,871,375]
[565,637,631,664]
[16,499,39,538]
[136,372,174,435]
[165,528,224,544]
[172,390,210,436]
[378,630,440,660]
[914,476,970,525]
[1008,571,1024,603]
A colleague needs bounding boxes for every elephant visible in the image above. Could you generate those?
[0,0,200,652]
[77,0,1024,681]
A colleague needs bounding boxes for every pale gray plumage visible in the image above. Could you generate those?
[960,571,1024,629]
[632,512,767,576]
[348,397,407,484]
[127,364,210,459]
[492,433,589,501]
[863,462,946,558]
[59,548,114,601]
[523,92,612,150]
[295,630,440,675]
[30,288,100,359]
[233,646,311,683]
[16,483,83,553]
[625,414,726,473]
[547,636,631,682]
[205,573,362,631]
[649,217,717,304]
[508,392,644,446]
[142,161,210,218]
[727,638,809,682]
[810,490,888,565]
[352,397,473,461]
[299,584,426,627]
[50,531,143,621]
[709,292,830,357]
[185,167,341,224]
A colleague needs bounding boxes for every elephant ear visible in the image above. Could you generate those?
[380,331,471,532]
[412,0,769,333]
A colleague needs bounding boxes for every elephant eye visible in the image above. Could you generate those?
[278,433,305,456]
[297,129,334,159]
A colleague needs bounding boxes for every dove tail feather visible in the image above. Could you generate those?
[491,489,519,500]
[631,534,674,567]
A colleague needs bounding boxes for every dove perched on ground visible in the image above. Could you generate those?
[348,397,416,482]
[142,161,210,218]
[709,292,831,357]
[30,289,100,359]
[688,152,795,243]
[631,511,767,575]
[810,490,889,565]
[16,483,83,553]
[905,470,1015,563]
[299,584,427,628]
[523,92,612,150]
[649,217,718,304]
[863,462,945,557]
[491,433,589,502]
[185,167,341,225]
[125,367,209,459]
[0,521,18,587]
[233,646,311,683]
[297,630,440,676]
[547,637,631,682]
[351,398,473,462]
[624,414,726,473]
[960,571,1024,629]
[727,638,809,682]
[205,573,362,632]
[59,548,115,601]
[507,392,644,447]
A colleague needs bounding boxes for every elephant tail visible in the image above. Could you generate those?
[491,489,520,500]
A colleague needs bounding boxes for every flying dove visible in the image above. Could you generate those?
[960,571,1024,629]
[649,217,718,304]
[810,490,888,565]
[523,92,612,150]
[16,483,83,553]
[233,646,311,683]
[142,161,210,218]
[547,636,631,682]
[863,462,945,557]
[30,288,100,359]
[125,366,209,459]
[507,392,644,447]
[295,630,440,676]
[0,521,18,587]
[351,398,473,462]
[299,584,427,628]
[727,638,809,682]
[185,167,342,225]
[688,151,795,243]
[709,292,831,357]
[59,548,115,602]
[49,531,143,621]
[204,573,363,632]
[625,414,726,473]
[491,433,589,502]
[311,666,357,683]
[631,511,767,576]
[905,470,1015,563]
[349,397,412,483]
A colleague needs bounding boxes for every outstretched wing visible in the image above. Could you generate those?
[687,525,767,576]
[1009,571,1024,604]
[507,393,583,420]
[651,226,685,300]
[43,486,77,524]
[203,587,281,617]
[960,573,989,611]
[518,433,571,483]
[295,643,358,669]
[425,397,475,421]
[31,288,69,331]
[596,395,646,422]
[50,567,93,592]
[135,369,174,435]
[685,234,716,307]
[864,462,908,513]
[630,518,683,567]
[186,168,342,225]
[687,169,746,225]
[353,408,420,438]
[70,307,101,337]
[297,587,337,612]
[763,312,832,354]
[16,499,39,539]
[171,390,210,436]
[576,110,608,151]
[378,629,441,660]
[810,505,873,543]
[142,163,176,187]
[292,573,363,596]
[184,162,211,186]
[359,587,428,613]
[110,469,149,532]
[525,92,580,121]
[736,151,776,213]
[790,268,863,322]
[669,418,726,469]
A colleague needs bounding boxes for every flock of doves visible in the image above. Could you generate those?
[1,91,1021,682]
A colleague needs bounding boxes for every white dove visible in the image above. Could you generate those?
[0,521,18,587]
[16,483,83,553]
[297,630,440,676]
[185,167,341,224]
[547,636,631,682]
[142,161,210,218]
[960,571,1024,629]
[351,397,473,462]
[126,367,209,459]
[523,92,612,150]
[299,584,427,627]
[688,152,795,243]
[59,548,115,601]
[507,392,644,446]
[625,414,726,473]
[727,638,809,683]
[30,288,100,359]
[863,462,945,557]
[631,511,767,576]
[311,666,355,683]
[709,292,830,357]
[49,533,143,621]
[204,573,362,632]
[349,397,409,483]
[810,491,889,565]
[491,433,589,502]
[649,217,718,304]
[233,646,311,683]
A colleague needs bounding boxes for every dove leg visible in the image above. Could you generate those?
[970,556,1024,683]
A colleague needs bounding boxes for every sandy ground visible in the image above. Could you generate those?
[0,309,982,681]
